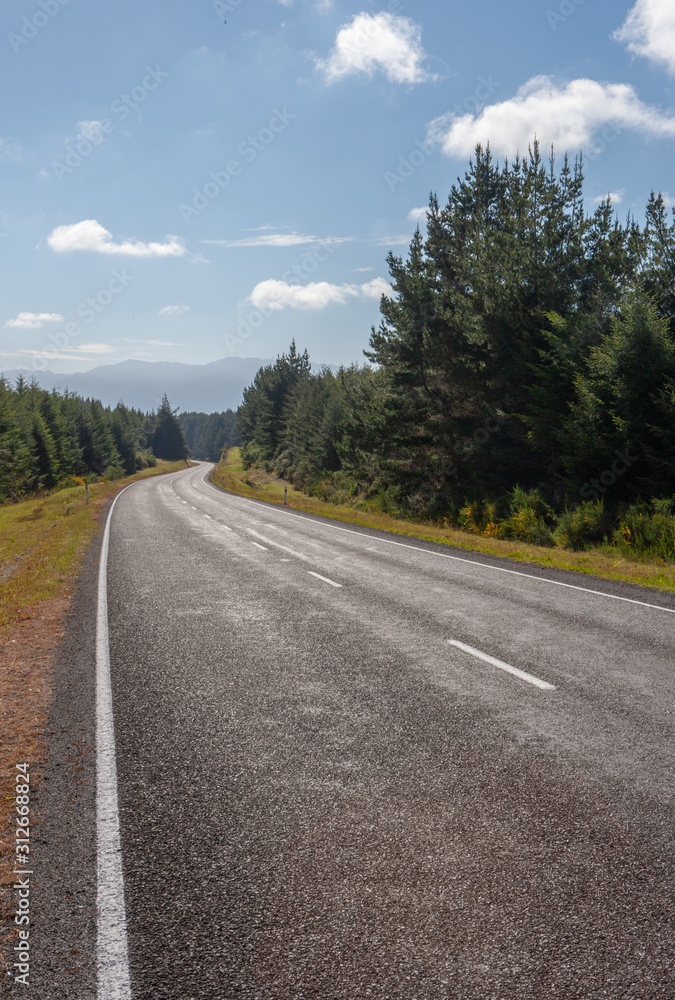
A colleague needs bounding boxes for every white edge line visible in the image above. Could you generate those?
[200,469,675,616]
[448,640,556,691]
[97,485,134,1000]
[308,570,343,589]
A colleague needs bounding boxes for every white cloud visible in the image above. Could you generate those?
[159,304,190,316]
[250,280,356,310]
[22,343,116,358]
[123,338,182,346]
[76,120,106,142]
[249,277,391,311]
[0,137,24,164]
[316,13,435,85]
[429,75,675,159]
[407,207,428,224]
[76,344,118,354]
[47,220,185,257]
[614,0,675,74]
[5,312,64,329]
[662,193,675,210]
[369,234,413,246]
[592,189,625,205]
[360,277,392,300]
[202,232,349,248]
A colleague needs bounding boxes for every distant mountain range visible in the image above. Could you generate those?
[0,357,273,413]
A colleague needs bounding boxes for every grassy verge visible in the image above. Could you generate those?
[0,460,190,633]
[213,449,675,593]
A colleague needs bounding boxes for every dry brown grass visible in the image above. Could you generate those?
[213,450,675,593]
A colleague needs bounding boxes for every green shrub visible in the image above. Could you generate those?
[554,500,607,550]
[458,498,489,534]
[103,465,125,482]
[305,470,369,507]
[135,451,157,470]
[612,499,675,560]
[500,488,556,546]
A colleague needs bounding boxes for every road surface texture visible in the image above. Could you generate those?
[29,463,674,999]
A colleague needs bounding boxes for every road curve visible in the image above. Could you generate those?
[32,462,675,999]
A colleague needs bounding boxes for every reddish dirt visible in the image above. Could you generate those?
[0,597,69,978]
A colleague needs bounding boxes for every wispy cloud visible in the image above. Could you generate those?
[316,13,436,85]
[159,304,190,316]
[47,219,185,257]
[22,343,117,358]
[369,234,413,246]
[5,311,64,329]
[123,337,183,346]
[592,189,625,205]
[0,137,25,164]
[76,344,118,354]
[407,207,428,224]
[202,232,349,248]
[249,276,391,310]
[614,0,675,75]
[429,75,675,158]
[75,120,106,143]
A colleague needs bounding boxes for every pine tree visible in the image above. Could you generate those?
[152,394,189,461]
[0,378,31,499]
[563,291,675,502]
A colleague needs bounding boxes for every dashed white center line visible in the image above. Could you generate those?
[448,640,556,691]
[308,571,343,589]
[246,528,310,562]
[200,470,675,617]
[252,541,268,551]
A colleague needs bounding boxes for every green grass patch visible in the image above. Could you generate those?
[0,461,190,632]
[213,449,675,594]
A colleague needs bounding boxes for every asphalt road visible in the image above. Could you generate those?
[31,463,675,999]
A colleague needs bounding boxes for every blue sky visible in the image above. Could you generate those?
[1,0,674,374]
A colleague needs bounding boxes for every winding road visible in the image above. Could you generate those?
[32,462,675,999]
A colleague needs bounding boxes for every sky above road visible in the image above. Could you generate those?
[1,0,674,373]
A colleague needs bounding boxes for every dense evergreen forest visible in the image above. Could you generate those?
[237,144,675,558]
[179,409,241,461]
[0,380,188,501]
